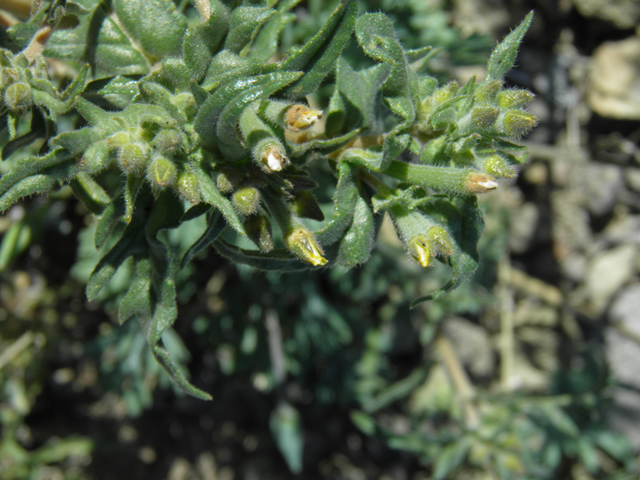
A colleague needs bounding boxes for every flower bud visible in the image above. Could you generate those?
[4,82,32,112]
[216,167,242,194]
[80,141,110,174]
[106,131,130,148]
[285,104,323,132]
[408,235,432,267]
[232,185,261,216]
[173,93,197,120]
[290,191,324,221]
[253,139,288,173]
[176,171,201,204]
[152,129,183,155]
[427,226,454,257]
[471,106,500,128]
[117,143,148,173]
[244,215,274,252]
[434,81,459,104]
[501,110,537,137]
[285,228,327,266]
[430,107,457,129]
[473,80,502,103]
[146,156,177,189]
[466,172,499,193]
[483,155,516,179]
[498,89,535,109]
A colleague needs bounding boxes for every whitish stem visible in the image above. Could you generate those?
[498,257,516,391]
[436,335,480,429]
[265,309,286,388]
[0,331,34,371]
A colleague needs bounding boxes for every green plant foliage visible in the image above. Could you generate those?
[1,0,536,398]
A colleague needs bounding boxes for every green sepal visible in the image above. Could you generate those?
[69,172,110,215]
[279,0,357,98]
[183,0,230,82]
[288,129,361,158]
[138,81,186,125]
[335,191,375,268]
[192,164,246,235]
[224,7,276,53]
[213,239,311,272]
[411,196,483,306]
[325,87,347,137]
[181,211,227,269]
[486,11,534,83]
[113,0,187,58]
[124,175,144,223]
[371,185,429,213]
[339,147,385,172]
[316,162,358,245]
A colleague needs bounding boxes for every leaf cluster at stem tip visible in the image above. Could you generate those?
[0,1,536,398]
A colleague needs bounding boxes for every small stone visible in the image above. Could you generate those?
[442,316,494,378]
[571,0,640,30]
[584,244,638,315]
[580,163,623,216]
[508,202,539,254]
[588,36,640,120]
[624,167,640,193]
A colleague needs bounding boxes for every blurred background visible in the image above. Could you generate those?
[1,0,640,478]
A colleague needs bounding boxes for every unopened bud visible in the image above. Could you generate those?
[435,81,459,104]
[176,171,201,204]
[483,155,516,179]
[430,107,457,129]
[80,141,110,174]
[232,185,261,216]
[146,156,177,189]
[117,143,148,173]
[498,89,535,109]
[501,110,537,137]
[474,80,502,103]
[4,82,32,111]
[106,131,130,148]
[285,104,323,132]
[216,167,242,194]
[152,129,183,155]
[290,191,324,221]
[472,106,500,128]
[408,235,432,267]
[427,226,454,257]
[285,228,327,266]
[245,215,274,252]
[254,140,288,173]
[467,172,499,193]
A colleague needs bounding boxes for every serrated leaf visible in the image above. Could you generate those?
[181,211,226,269]
[224,6,276,53]
[245,11,295,61]
[113,0,187,58]
[280,0,357,97]
[355,13,419,123]
[183,0,230,81]
[41,5,149,78]
[153,344,212,400]
[95,197,124,250]
[336,57,391,132]
[486,11,533,82]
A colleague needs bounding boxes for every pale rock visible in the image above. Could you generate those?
[584,244,638,315]
[588,36,640,119]
[572,0,640,30]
